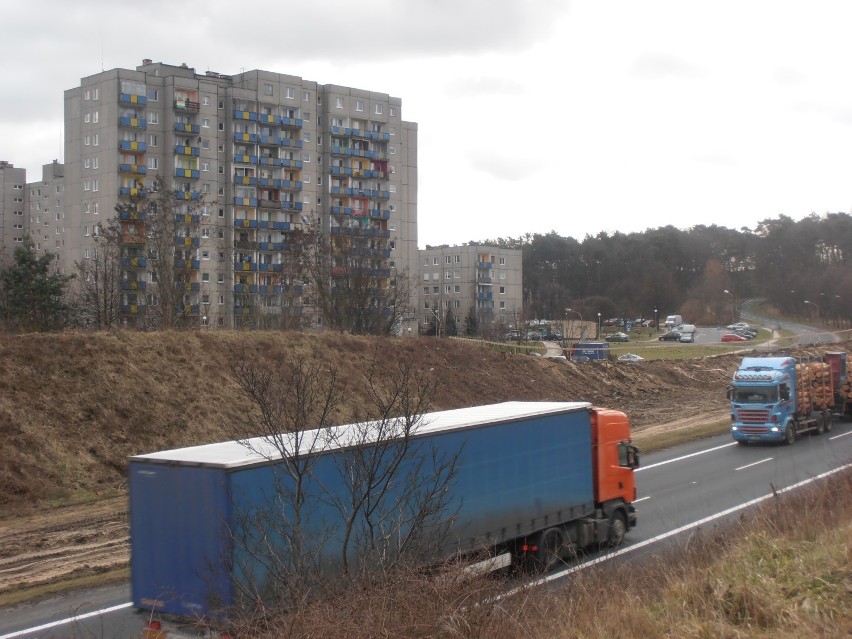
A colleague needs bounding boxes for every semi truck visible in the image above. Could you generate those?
[728,352,850,445]
[129,401,639,619]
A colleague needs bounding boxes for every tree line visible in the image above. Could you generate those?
[2,211,851,332]
[484,213,852,328]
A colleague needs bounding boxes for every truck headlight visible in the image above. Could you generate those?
[731,426,738,431]
[770,426,779,432]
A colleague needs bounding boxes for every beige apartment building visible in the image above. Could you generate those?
[0,161,28,264]
[63,59,418,330]
[27,161,65,259]
[418,245,523,336]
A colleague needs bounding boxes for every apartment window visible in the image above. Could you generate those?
[218,295,225,305]
[454,285,460,293]
[375,103,383,115]
[84,113,90,123]
[218,122,225,131]
[84,180,90,191]
[285,87,295,99]
[92,157,98,169]
[433,286,439,294]
[84,90,90,100]
[422,273,429,281]
[218,208,225,218]
[84,225,90,236]
[389,165,396,174]
[499,257,506,265]
[201,139,210,149]
[500,286,506,294]
[445,271,451,280]
[302,131,311,142]
[301,152,310,162]
[201,250,210,260]
[201,162,209,172]
[148,157,158,169]
[202,96,210,106]
[94,202,99,214]
[202,228,211,239]
[92,179,98,192]
[445,256,451,264]
[93,111,99,123]
[84,158,91,169]
[390,107,396,117]
[218,165,225,174]
[303,175,311,184]
[500,302,506,310]
[148,134,158,147]
[432,257,438,265]
[202,118,210,128]
[355,100,364,112]
[303,90,310,101]
[263,83,273,96]
[84,203,89,214]
[335,97,344,109]
[147,88,158,101]
[389,184,396,193]
[389,145,396,155]
[84,248,90,258]
[454,270,460,279]
[217,187,224,196]
[218,274,225,284]
[93,133,99,146]
[444,285,451,294]
[389,127,396,136]
[202,184,210,194]
[454,255,461,263]
[218,144,225,153]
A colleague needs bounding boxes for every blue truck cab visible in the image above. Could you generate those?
[729,357,798,444]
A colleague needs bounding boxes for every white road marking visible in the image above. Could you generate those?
[735,457,773,471]
[829,430,852,440]
[0,602,133,639]
[636,442,737,471]
[507,462,852,595]
[633,496,652,503]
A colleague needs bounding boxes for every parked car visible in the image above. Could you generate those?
[617,353,645,363]
[726,322,751,331]
[679,333,694,343]
[571,354,591,363]
[642,319,656,327]
[658,330,682,341]
[735,329,757,340]
[606,332,630,342]
[721,333,748,342]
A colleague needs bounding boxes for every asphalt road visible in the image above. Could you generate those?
[3,420,851,638]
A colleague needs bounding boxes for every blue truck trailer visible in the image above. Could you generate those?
[729,354,847,445]
[129,401,639,619]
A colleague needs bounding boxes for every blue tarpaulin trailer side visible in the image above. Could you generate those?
[129,402,598,617]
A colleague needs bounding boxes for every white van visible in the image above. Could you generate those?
[664,314,683,329]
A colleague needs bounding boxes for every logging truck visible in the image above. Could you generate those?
[728,352,851,445]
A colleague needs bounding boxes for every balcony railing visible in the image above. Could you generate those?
[174,99,200,112]
[119,186,148,197]
[174,145,201,157]
[174,122,201,134]
[174,190,202,201]
[176,236,201,248]
[175,168,200,179]
[119,163,147,175]
[120,280,147,291]
[121,304,148,315]
[119,93,147,105]
[233,154,259,165]
[119,140,147,152]
[121,257,149,267]
[119,116,147,129]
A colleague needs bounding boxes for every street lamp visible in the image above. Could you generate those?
[431,307,441,337]
[803,300,819,322]
[597,312,602,340]
[722,290,734,324]
[565,308,582,342]
[653,308,658,333]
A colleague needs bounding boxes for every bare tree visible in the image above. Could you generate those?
[73,218,123,329]
[301,219,414,335]
[227,348,457,613]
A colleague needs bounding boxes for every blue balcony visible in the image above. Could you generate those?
[121,257,149,268]
[120,281,147,291]
[119,163,147,175]
[234,133,260,144]
[477,261,495,269]
[280,159,303,169]
[258,113,282,125]
[234,261,257,272]
[280,201,303,211]
[119,93,147,105]
[175,213,201,224]
[174,168,200,179]
[234,175,258,186]
[181,282,201,292]
[233,154,259,165]
[330,166,353,177]
[177,304,201,315]
[119,210,148,221]
[119,140,147,152]
[175,145,201,157]
[119,116,147,129]
[119,186,148,197]
[176,236,201,248]
[234,197,258,207]
[174,258,201,270]
[235,219,258,228]
[281,117,302,128]
[259,157,284,167]
[174,122,201,134]
[174,190,202,201]
[233,110,258,121]
[121,304,148,315]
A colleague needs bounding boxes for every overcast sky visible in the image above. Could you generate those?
[4,0,852,248]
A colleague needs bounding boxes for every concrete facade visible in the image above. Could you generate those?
[418,245,523,336]
[27,161,64,260]
[0,161,28,265]
[63,60,418,330]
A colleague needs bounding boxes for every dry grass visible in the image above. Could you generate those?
[220,468,852,638]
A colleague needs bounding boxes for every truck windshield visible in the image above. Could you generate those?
[733,387,777,403]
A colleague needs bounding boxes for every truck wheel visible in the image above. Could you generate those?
[784,424,796,445]
[607,511,627,547]
[537,527,564,572]
[815,413,825,435]
[823,409,833,433]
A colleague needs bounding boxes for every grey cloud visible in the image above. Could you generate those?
[631,52,701,79]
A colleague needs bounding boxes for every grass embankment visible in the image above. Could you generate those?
[238,468,852,638]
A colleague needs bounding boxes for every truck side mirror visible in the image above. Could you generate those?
[628,445,640,469]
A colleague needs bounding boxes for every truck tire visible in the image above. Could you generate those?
[784,423,796,445]
[823,409,833,433]
[519,527,564,573]
[606,511,627,547]
[815,413,825,435]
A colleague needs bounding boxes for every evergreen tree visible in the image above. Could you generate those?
[0,236,74,331]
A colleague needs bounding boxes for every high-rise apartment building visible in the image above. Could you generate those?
[63,60,418,330]
[0,161,28,264]
[27,160,65,258]
[418,245,523,336]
